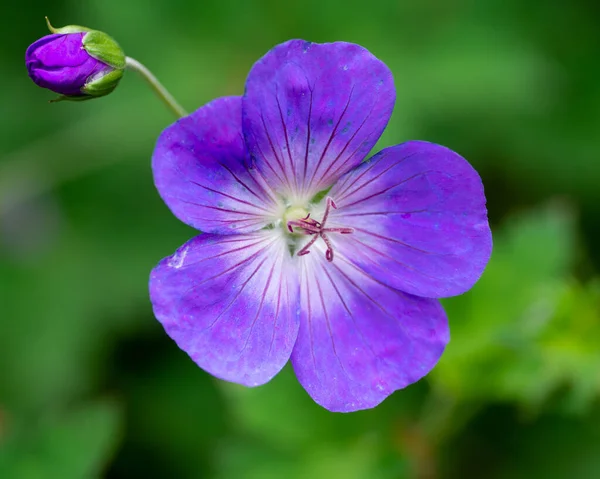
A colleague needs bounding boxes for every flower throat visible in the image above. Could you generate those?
[285,197,353,262]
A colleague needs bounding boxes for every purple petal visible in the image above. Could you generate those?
[25,33,108,96]
[26,34,88,68]
[291,247,448,412]
[150,231,300,386]
[326,140,492,298]
[242,40,395,201]
[152,96,282,234]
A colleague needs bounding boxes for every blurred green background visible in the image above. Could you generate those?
[2,0,600,477]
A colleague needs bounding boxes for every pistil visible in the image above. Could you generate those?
[286,197,353,262]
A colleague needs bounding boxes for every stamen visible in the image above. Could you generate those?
[286,197,354,262]
[321,233,334,262]
[297,235,319,256]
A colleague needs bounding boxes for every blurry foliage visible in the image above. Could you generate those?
[445,205,600,413]
[2,0,600,478]
[0,400,121,478]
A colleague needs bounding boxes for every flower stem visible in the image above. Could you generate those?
[125,56,187,118]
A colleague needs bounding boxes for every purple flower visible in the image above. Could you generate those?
[150,40,492,412]
[25,28,124,99]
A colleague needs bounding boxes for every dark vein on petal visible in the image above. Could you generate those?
[260,111,293,191]
[352,227,439,255]
[306,87,354,189]
[318,92,385,191]
[249,156,286,202]
[343,171,431,208]
[186,218,268,232]
[190,181,272,212]
[303,266,317,373]
[321,123,384,190]
[318,99,373,187]
[220,162,278,207]
[181,238,271,271]
[329,261,397,323]
[246,169,280,205]
[346,235,442,282]
[340,209,428,218]
[205,236,262,245]
[176,241,272,309]
[335,256,432,348]
[240,253,278,358]
[336,254,419,308]
[251,136,287,186]
[207,254,270,330]
[319,263,382,364]
[186,216,266,226]
[178,199,265,217]
[313,270,352,379]
[331,156,382,201]
[275,94,298,192]
[269,261,285,355]
[335,152,419,204]
[302,86,314,192]
[220,234,273,243]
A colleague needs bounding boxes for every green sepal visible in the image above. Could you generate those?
[49,95,96,103]
[45,17,92,34]
[82,31,126,69]
[48,70,124,102]
[81,69,124,97]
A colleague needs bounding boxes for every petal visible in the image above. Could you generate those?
[326,141,492,298]
[25,33,103,96]
[291,246,448,412]
[149,231,300,386]
[26,34,88,68]
[152,96,282,234]
[242,40,395,202]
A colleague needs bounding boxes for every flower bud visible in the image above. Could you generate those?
[25,18,126,101]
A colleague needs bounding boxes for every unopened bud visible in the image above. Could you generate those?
[25,18,125,101]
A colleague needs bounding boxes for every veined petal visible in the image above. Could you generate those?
[242,40,395,202]
[152,96,282,234]
[291,245,448,412]
[327,141,492,298]
[149,231,300,386]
